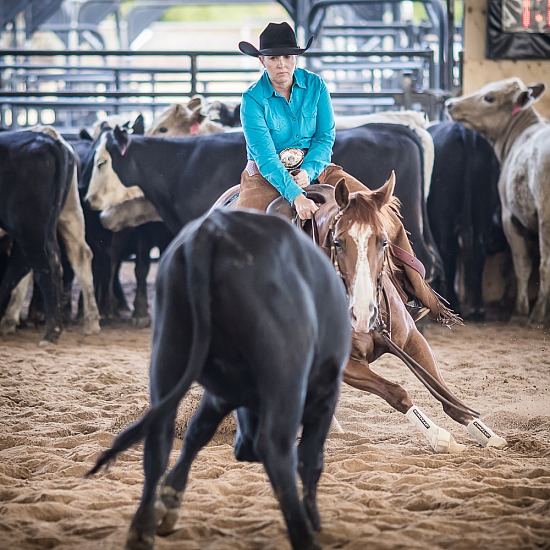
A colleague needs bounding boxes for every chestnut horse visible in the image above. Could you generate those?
[266,173,507,453]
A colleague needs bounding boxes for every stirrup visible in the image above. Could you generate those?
[406,298,430,323]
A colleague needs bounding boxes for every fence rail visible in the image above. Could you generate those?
[0,48,449,133]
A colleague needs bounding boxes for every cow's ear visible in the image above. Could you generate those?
[113,125,130,155]
[187,94,204,111]
[79,128,93,141]
[528,83,546,101]
[132,114,145,135]
[334,178,349,209]
[512,84,544,115]
[373,170,396,207]
[190,104,207,123]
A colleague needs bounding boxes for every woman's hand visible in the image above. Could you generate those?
[291,169,309,189]
[294,193,319,220]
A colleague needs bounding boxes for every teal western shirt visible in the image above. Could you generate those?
[240,67,336,204]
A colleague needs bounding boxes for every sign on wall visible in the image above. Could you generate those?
[487,0,550,58]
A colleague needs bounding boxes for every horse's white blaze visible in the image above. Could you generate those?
[347,222,377,332]
[85,134,143,211]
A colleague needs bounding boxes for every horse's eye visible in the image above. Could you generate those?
[158,127,168,133]
[483,94,495,103]
[333,238,342,251]
[96,159,106,168]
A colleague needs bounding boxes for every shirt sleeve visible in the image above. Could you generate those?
[241,93,304,204]
[300,78,335,182]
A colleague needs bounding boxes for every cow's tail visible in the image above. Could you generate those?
[87,218,215,477]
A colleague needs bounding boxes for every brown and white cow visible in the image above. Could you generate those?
[446,77,550,325]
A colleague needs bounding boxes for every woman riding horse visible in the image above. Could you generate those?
[235,22,455,325]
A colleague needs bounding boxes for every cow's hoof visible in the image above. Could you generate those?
[132,316,151,329]
[125,529,154,550]
[83,319,101,335]
[0,319,17,335]
[156,486,181,535]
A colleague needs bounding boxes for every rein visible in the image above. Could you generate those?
[374,276,480,418]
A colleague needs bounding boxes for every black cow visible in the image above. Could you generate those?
[427,121,507,319]
[73,127,173,326]
[88,209,351,550]
[0,131,73,343]
[85,123,443,283]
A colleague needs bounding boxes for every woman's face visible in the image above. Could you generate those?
[260,55,297,89]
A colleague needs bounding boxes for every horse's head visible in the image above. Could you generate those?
[323,172,396,333]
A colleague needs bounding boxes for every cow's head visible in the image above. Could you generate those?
[146,97,224,137]
[85,129,144,211]
[445,78,546,140]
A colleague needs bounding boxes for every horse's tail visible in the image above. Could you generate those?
[87,218,215,477]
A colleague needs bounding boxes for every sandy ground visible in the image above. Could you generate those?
[1,265,549,550]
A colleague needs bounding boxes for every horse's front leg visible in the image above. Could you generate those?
[344,356,464,453]
[399,328,507,450]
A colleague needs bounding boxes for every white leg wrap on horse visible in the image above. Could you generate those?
[331,415,344,434]
[405,405,465,454]
[467,419,507,448]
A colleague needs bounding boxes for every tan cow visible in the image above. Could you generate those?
[446,77,550,325]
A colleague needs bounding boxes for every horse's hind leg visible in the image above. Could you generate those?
[156,391,232,535]
[126,410,177,550]
[400,329,507,449]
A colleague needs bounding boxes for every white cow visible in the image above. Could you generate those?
[446,77,550,325]
[0,126,101,336]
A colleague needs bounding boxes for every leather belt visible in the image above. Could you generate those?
[245,148,309,177]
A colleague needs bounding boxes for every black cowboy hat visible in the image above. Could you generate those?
[239,22,313,57]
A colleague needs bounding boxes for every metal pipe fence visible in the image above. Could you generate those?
[0,48,449,133]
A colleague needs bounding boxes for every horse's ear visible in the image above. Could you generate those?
[373,170,396,206]
[113,125,130,155]
[334,178,349,209]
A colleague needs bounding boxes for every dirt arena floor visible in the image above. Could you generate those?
[1,263,549,550]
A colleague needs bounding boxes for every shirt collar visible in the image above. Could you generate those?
[260,68,306,98]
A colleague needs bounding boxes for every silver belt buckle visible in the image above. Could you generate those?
[279,148,305,172]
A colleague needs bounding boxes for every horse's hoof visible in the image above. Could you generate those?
[467,419,507,449]
[486,434,507,449]
[431,428,465,454]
